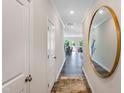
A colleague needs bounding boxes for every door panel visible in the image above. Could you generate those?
[3,74,26,93]
[3,0,29,93]
[47,19,56,92]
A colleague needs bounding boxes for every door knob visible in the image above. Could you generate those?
[25,74,32,82]
[25,76,29,82]
[28,74,32,82]
[53,56,56,59]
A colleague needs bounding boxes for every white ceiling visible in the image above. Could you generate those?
[52,0,95,36]
[53,0,94,25]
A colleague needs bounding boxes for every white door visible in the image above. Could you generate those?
[47,19,56,92]
[2,0,30,93]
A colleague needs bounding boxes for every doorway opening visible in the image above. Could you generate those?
[49,0,94,92]
[51,32,92,93]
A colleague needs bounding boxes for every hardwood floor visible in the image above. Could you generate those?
[61,52,84,76]
[51,52,92,93]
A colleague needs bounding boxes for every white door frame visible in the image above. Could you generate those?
[47,17,56,93]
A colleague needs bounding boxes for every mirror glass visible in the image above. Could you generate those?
[89,7,120,77]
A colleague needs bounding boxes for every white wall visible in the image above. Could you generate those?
[29,0,65,93]
[91,18,117,71]
[82,0,121,93]
[55,18,65,81]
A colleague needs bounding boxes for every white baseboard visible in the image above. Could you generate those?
[93,59,111,72]
[82,67,95,93]
[55,58,66,81]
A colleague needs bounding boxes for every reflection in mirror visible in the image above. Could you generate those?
[89,7,120,77]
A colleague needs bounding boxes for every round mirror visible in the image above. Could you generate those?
[88,6,121,78]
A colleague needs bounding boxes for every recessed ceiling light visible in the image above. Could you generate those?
[70,10,74,15]
[99,10,103,14]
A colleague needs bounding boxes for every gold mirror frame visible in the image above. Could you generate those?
[88,6,121,78]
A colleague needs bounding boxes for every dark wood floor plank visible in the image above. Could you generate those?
[61,52,84,76]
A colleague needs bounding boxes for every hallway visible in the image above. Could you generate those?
[51,52,91,93]
[2,0,121,93]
